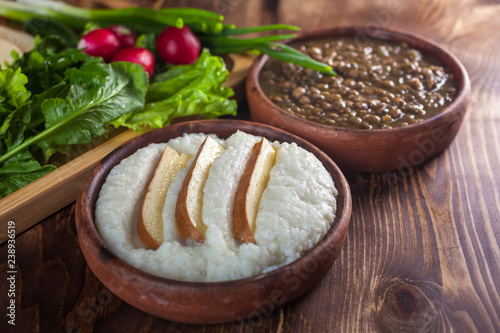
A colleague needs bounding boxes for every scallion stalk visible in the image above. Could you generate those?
[217,24,300,36]
[257,44,335,75]
[200,34,297,48]
[0,0,336,75]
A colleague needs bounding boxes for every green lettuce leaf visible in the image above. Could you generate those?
[0,67,31,112]
[0,68,31,152]
[112,49,236,131]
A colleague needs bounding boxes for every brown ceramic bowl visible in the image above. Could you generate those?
[75,119,351,324]
[247,26,471,173]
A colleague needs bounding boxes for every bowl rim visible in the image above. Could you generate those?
[248,25,471,136]
[75,119,352,299]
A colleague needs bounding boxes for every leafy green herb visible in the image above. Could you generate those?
[0,68,30,114]
[0,37,149,197]
[9,35,90,94]
[0,71,28,154]
[0,150,56,197]
[0,60,148,164]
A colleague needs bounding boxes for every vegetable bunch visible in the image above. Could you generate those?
[0,35,235,197]
[0,0,334,75]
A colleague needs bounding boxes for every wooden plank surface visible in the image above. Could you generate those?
[0,0,499,332]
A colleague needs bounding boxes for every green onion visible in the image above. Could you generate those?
[257,45,335,75]
[218,24,300,36]
[268,42,308,57]
[200,34,297,48]
[0,1,219,33]
[0,0,336,75]
[158,7,224,22]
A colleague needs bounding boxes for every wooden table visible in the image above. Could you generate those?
[1,0,499,332]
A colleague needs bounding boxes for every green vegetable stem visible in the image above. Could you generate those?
[0,0,335,75]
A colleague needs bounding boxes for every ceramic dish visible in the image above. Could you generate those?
[247,26,471,173]
[75,119,352,324]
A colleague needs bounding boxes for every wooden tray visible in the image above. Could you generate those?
[0,27,254,244]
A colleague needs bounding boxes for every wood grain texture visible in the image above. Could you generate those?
[1,0,499,332]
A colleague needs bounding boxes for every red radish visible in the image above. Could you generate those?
[112,47,155,77]
[107,25,137,49]
[155,26,201,65]
[77,28,121,62]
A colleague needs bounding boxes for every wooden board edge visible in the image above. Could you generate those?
[0,129,140,244]
[223,53,255,104]
[0,25,34,52]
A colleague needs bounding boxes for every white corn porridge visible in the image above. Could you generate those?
[95,131,337,282]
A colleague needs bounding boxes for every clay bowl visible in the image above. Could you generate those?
[75,119,352,324]
[247,26,471,173]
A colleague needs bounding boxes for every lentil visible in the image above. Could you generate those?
[292,87,306,98]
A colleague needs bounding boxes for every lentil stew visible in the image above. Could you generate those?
[259,36,457,129]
